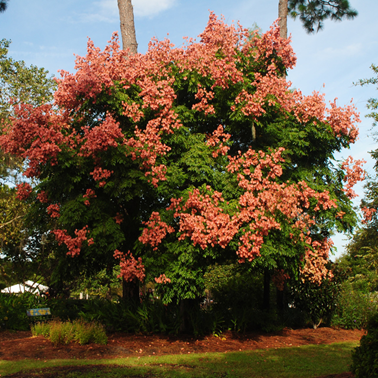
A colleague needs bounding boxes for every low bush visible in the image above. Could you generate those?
[31,319,107,345]
[351,312,378,377]
[31,321,50,337]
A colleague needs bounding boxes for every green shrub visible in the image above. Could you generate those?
[74,319,107,345]
[331,282,378,329]
[31,321,51,337]
[49,320,65,344]
[31,319,107,345]
[351,312,378,377]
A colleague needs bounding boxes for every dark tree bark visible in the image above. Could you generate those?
[179,298,198,334]
[117,0,138,54]
[122,279,139,302]
[263,269,271,310]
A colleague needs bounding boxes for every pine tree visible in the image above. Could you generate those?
[0,0,8,13]
[278,0,358,38]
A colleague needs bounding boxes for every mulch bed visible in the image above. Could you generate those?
[0,327,364,377]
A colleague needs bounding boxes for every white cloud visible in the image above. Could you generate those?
[74,0,177,23]
[132,0,177,18]
[321,43,363,59]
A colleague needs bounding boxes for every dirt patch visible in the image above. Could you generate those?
[0,327,363,377]
[0,327,364,361]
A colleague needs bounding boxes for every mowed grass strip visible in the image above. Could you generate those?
[0,341,358,378]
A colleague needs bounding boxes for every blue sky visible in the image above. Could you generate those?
[1,0,377,260]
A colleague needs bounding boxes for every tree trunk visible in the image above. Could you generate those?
[179,298,196,334]
[276,285,288,312]
[278,0,288,39]
[263,269,271,310]
[117,0,138,54]
[122,278,139,302]
[117,0,138,300]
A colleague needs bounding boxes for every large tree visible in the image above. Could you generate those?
[278,0,358,39]
[0,14,363,308]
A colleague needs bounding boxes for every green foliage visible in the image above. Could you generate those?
[0,292,49,330]
[70,266,122,299]
[341,63,378,299]
[31,319,108,345]
[351,312,378,377]
[331,281,378,329]
[77,298,184,335]
[31,321,50,337]
[0,39,56,122]
[0,39,58,291]
[288,263,347,329]
[204,263,263,309]
[354,64,378,127]
[288,0,358,33]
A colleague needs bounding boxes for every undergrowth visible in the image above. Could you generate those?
[31,319,107,345]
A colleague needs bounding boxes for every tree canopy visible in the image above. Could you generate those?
[0,0,8,13]
[0,14,364,303]
[288,0,358,33]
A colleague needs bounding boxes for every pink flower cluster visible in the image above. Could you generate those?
[83,188,97,206]
[16,183,32,201]
[155,274,171,284]
[114,250,145,283]
[53,226,94,257]
[47,204,61,218]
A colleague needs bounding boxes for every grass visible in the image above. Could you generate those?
[0,341,358,377]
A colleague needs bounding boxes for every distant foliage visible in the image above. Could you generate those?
[331,282,378,329]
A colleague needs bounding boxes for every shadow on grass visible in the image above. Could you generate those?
[1,342,358,378]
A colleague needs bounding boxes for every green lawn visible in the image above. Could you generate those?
[0,341,358,377]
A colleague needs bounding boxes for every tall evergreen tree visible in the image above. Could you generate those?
[278,0,358,39]
[0,0,8,13]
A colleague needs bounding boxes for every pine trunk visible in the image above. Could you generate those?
[278,0,288,39]
[117,0,138,54]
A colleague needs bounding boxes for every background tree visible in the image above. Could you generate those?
[0,39,56,289]
[340,64,378,293]
[0,0,8,13]
[278,0,358,39]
